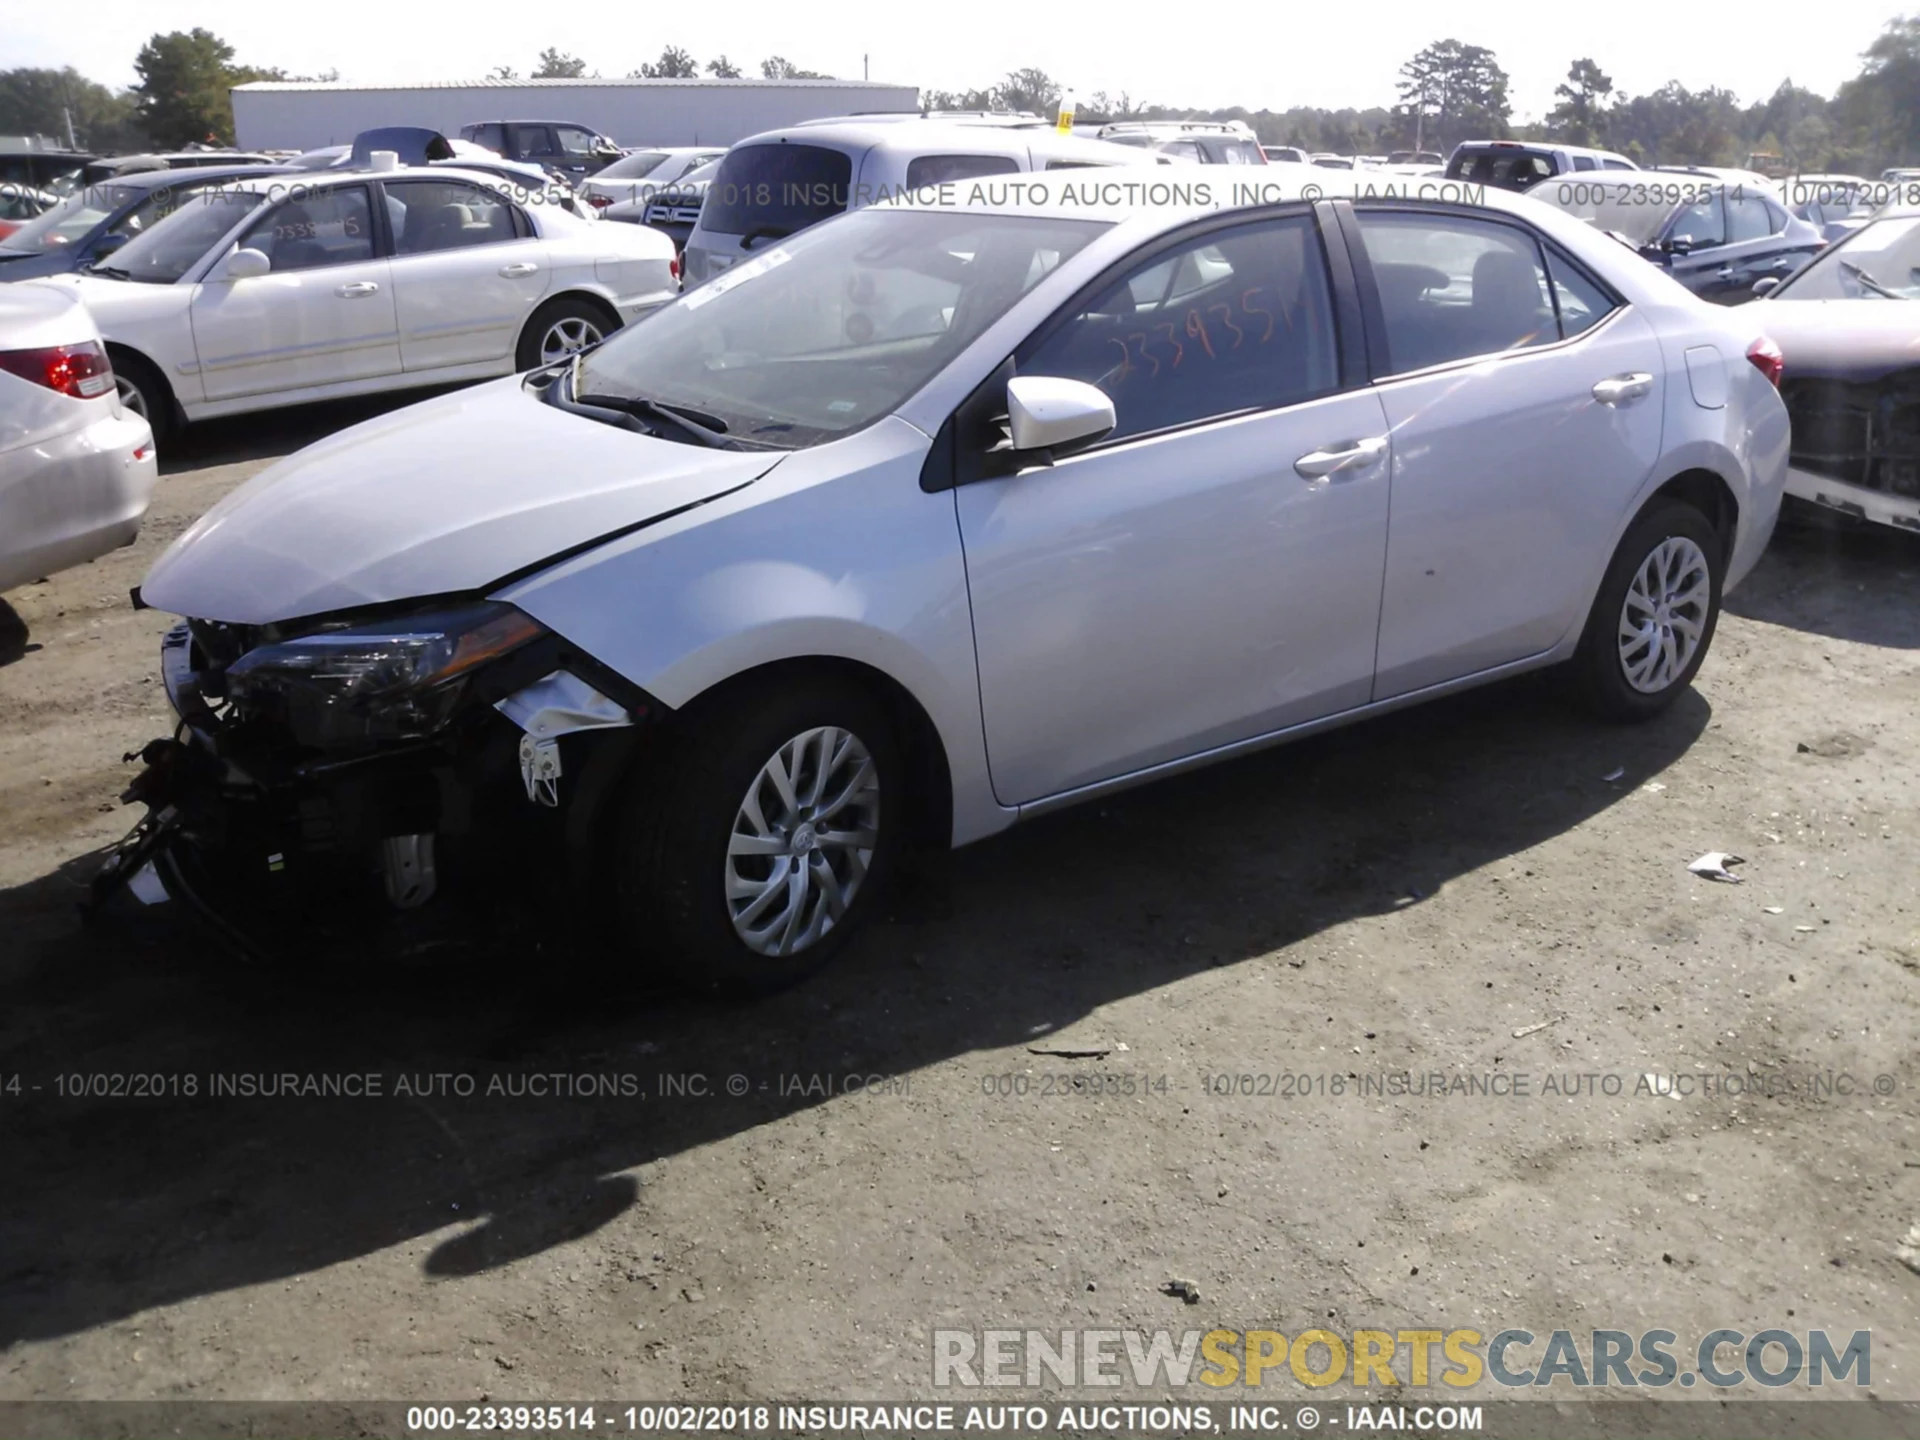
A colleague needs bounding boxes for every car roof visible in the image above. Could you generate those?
[880,160,1533,226]
[727,119,1145,160]
[81,162,298,193]
[465,119,602,129]
[209,163,540,195]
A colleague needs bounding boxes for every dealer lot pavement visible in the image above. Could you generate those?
[0,402,1915,1401]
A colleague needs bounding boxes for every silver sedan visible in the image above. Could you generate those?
[125,171,1790,989]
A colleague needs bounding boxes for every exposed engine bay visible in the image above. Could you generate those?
[1781,368,1920,529]
[91,604,653,961]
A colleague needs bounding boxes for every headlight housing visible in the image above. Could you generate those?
[224,602,546,748]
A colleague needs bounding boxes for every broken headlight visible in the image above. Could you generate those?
[224,602,547,748]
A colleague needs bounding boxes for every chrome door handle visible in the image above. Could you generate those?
[1294,435,1387,480]
[1714,265,1735,280]
[1591,372,1654,405]
[498,262,539,278]
[335,281,380,297]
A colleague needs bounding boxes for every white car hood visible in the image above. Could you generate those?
[141,378,782,624]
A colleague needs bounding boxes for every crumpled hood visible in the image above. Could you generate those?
[1759,299,1920,382]
[141,377,781,624]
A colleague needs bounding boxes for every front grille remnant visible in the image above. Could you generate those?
[1782,369,1920,500]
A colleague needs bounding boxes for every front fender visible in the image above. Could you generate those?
[495,416,1014,848]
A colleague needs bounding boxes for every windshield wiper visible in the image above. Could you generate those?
[573,390,741,449]
[1840,259,1906,299]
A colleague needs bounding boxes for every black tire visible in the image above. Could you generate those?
[515,296,617,372]
[109,348,173,447]
[1570,498,1724,722]
[611,674,904,995]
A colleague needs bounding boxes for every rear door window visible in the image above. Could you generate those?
[904,154,1020,188]
[702,143,855,237]
[385,179,521,252]
[1666,194,1726,248]
[1726,193,1775,243]
[1354,210,1559,373]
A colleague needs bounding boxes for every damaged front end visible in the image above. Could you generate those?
[1780,368,1920,532]
[91,602,651,961]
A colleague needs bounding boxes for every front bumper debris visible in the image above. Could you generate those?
[92,622,646,961]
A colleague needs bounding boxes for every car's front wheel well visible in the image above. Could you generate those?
[1649,468,1739,564]
[669,657,954,859]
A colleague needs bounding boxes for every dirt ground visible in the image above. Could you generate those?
[0,397,1915,1409]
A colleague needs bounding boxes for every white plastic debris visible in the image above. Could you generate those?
[1602,766,1626,782]
[1688,852,1745,883]
[1763,906,1784,915]
[1896,1223,1920,1277]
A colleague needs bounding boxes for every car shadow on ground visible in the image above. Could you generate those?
[0,671,1709,1344]
[0,599,32,668]
[157,386,473,478]
[1726,504,1920,648]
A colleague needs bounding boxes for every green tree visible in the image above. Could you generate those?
[1394,39,1511,154]
[132,28,243,146]
[993,68,1060,116]
[533,48,587,79]
[1547,58,1614,146]
[633,46,699,79]
[488,64,518,80]
[922,88,996,111]
[759,56,829,80]
[705,56,742,78]
[0,66,145,150]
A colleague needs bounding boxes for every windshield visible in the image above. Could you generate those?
[574,207,1104,447]
[1531,180,1686,245]
[94,188,265,282]
[0,183,141,253]
[1775,213,1920,299]
[596,150,671,180]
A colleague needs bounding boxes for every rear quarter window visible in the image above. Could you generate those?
[702,143,855,237]
[904,154,1021,188]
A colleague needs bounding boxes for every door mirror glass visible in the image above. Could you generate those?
[91,231,129,258]
[1751,275,1781,297]
[1005,375,1116,458]
[216,246,271,281]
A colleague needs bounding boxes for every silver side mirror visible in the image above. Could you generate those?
[1005,375,1116,460]
[212,247,270,282]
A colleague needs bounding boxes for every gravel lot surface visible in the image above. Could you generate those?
[1,397,1915,1406]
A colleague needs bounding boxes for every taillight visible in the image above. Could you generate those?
[588,194,612,208]
[669,255,680,281]
[1747,335,1784,388]
[0,340,114,399]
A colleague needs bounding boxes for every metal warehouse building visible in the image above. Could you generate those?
[230,77,923,150]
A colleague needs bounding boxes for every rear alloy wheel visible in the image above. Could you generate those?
[1571,499,1724,721]
[614,677,902,994]
[516,297,612,371]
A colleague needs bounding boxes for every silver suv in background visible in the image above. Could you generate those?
[680,119,1161,284]
[1446,140,1637,191]
[1084,120,1267,165]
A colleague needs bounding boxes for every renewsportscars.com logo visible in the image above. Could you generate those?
[931,1327,1871,1390]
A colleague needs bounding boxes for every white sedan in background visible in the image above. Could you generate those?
[28,162,679,444]
[0,284,155,592]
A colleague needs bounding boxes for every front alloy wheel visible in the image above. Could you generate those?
[612,676,903,994]
[725,726,881,956]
